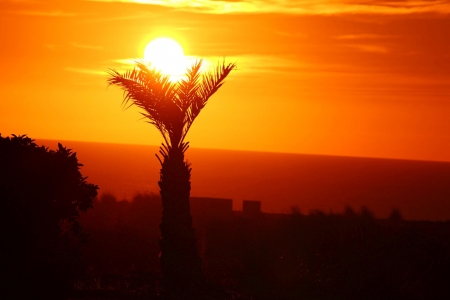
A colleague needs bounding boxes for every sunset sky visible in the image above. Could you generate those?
[1,0,450,161]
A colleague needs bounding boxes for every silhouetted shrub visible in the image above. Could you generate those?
[0,134,98,299]
[69,191,450,299]
[360,205,375,219]
[388,208,403,221]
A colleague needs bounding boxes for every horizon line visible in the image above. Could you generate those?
[32,137,450,164]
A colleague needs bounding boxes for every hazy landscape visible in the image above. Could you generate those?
[3,1,450,298]
[76,192,450,300]
[39,139,450,221]
[3,136,450,300]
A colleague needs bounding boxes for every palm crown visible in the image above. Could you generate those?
[107,59,235,158]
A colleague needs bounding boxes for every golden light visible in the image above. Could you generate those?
[143,37,188,81]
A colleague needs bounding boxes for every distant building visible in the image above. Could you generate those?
[190,197,233,220]
[243,200,261,216]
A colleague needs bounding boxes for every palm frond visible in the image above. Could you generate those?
[180,60,236,143]
[107,62,181,145]
[107,59,235,150]
[177,60,203,111]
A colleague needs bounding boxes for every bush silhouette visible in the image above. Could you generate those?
[75,193,450,299]
[0,134,98,299]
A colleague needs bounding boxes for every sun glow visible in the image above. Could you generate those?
[143,37,188,81]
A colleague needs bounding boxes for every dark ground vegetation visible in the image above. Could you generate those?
[1,135,449,299]
[75,193,450,300]
[0,135,98,299]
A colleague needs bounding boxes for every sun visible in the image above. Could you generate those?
[143,37,188,80]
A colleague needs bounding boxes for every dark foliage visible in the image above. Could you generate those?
[0,134,98,299]
[79,194,450,300]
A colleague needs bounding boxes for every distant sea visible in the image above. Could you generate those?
[37,139,450,221]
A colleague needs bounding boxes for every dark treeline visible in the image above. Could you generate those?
[0,135,98,299]
[2,135,450,299]
[80,193,162,280]
[79,193,450,300]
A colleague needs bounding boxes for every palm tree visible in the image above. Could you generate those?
[107,59,235,295]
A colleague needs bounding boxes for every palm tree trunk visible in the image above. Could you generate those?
[158,145,204,294]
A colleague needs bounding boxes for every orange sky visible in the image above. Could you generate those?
[1,0,450,161]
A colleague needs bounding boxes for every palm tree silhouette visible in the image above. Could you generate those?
[107,59,235,295]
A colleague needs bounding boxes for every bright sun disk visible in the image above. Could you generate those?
[143,38,188,80]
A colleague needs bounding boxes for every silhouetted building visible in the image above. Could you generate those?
[190,197,233,221]
[243,200,261,216]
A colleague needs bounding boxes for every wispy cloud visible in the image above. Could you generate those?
[346,44,390,53]
[214,54,310,75]
[71,42,104,50]
[107,54,309,78]
[65,67,105,76]
[7,10,77,17]
[44,44,58,50]
[87,0,450,15]
[334,34,392,53]
[274,30,309,39]
[335,34,389,40]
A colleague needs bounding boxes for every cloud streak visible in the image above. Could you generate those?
[335,34,390,40]
[87,0,450,15]
[71,42,104,50]
[109,54,313,79]
[65,67,106,76]
[7,10,77,17]
[345,44,390,53]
